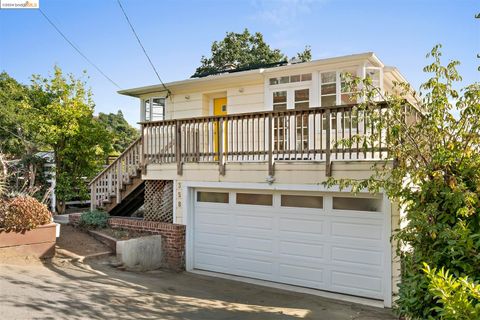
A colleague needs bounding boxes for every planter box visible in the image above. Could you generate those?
[0,223,57,258]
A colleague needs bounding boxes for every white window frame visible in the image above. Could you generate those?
[141,97,166,122]
[267,75,312,110]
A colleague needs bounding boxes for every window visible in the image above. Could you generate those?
[281,195,323,208]
[320,72,337,107]
[332,197,382,212]
[273,91,287,110]
[294,89,309,110]
[269,73,312,86]
[365,67,382,100]
[197,191,229,203]
[236,193,273,206]
[143,97,165,122]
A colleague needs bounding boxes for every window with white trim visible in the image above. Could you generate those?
[143,97,165,121]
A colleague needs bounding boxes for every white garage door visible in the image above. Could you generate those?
[192,189,387,300]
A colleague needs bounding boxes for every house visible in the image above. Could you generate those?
[90,52,412,308]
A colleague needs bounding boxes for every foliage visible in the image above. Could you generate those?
[27,67,112,213]
[193,29,311,77]
[423,263,480,319]
[0,195,52,232]
[97,111,139,155]
[0,72,41,158]
[324,45,480,318]
[78,210,109,229]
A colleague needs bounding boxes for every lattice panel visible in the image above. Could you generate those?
[144,180,173,222]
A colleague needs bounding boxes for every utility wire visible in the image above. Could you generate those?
[116,0,171,95]
[39,8,121,89]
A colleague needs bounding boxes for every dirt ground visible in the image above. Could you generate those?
[56,225,111,256]
[0,226,398,320]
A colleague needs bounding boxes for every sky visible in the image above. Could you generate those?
[1,0,479,127]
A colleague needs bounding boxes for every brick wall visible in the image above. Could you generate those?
[69,213,186,271]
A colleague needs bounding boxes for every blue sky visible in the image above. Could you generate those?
[1,0,478,127]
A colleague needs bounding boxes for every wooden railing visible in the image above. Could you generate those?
[89,137,142,210]
[142,103,392,176]
[89,103,421,210]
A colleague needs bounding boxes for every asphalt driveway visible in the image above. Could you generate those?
[0,255,396,320]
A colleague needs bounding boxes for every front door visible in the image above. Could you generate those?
[213,98,228,158]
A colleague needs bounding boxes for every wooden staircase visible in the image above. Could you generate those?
[89,138,145,216]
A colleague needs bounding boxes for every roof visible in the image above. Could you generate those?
[118,52,383,97]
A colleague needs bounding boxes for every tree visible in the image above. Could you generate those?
[193,29,311,77]
[0,72,40,158]
[28,67,112,213]
[325,45,480,318]
[97,111,140,155]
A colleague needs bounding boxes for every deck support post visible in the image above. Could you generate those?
[325,109,332,177]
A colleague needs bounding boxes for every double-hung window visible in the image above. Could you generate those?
[142,97,165,122]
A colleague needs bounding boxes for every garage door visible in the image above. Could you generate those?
[192,189,387,300]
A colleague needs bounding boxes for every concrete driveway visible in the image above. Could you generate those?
[0,256,396,320]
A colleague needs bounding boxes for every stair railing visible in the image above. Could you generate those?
[89,137,142,210]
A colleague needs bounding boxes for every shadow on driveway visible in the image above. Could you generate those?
[0,255,397,320]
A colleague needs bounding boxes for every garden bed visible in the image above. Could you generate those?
[0,223,57,259]
[87,227,152,253]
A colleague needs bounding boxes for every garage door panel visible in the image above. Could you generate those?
[279,218,324,235]
[234,235,274,253]
[195,209,231,225]
[194,250,230,272]
[234,214,274,230]
[233,256,274,277]
[331,246,383,268]
[278,263,325,287]
[331,271,383,299]
[331,221,383,241]
[195,231,230,247]
[279,240,325,260]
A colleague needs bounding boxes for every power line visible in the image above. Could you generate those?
[39,8,121,89]
[116,0,170,95]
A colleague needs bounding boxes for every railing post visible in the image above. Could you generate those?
[268,113,274,177]
[116,160,122,203]
[325,109,332,177]
[107,171,112,198]
[218,117,225,175]
[176,120,183,175]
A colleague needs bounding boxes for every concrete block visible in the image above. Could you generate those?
[116,235,162,270]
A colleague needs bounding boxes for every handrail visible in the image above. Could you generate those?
[89,137,142,186]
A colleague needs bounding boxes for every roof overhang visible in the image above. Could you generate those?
[118,52,381,98]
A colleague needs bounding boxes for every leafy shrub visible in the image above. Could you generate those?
[423,263,480,319]
[0,195,52,232]
[79,210,109,229]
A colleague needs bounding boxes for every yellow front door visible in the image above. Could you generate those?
[213,98,227,158]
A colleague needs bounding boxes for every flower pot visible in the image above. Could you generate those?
[0,223,57,258]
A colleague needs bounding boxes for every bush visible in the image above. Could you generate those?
[0,196,52,232]
[423,263,480,319]
[79,210,109,229]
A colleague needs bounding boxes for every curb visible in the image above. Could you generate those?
[56,248,112,262]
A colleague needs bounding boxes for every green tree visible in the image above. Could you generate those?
[0,72,40,157]
[193,29,311,77]
[28,67,111,213]
[325,45,480,319]
[97,111,139,155]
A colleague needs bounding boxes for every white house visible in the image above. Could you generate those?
[90,52,413,307]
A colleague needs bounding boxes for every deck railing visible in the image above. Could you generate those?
[89,137,142,209]
[142,103,393,176]
[89,103,420,210]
